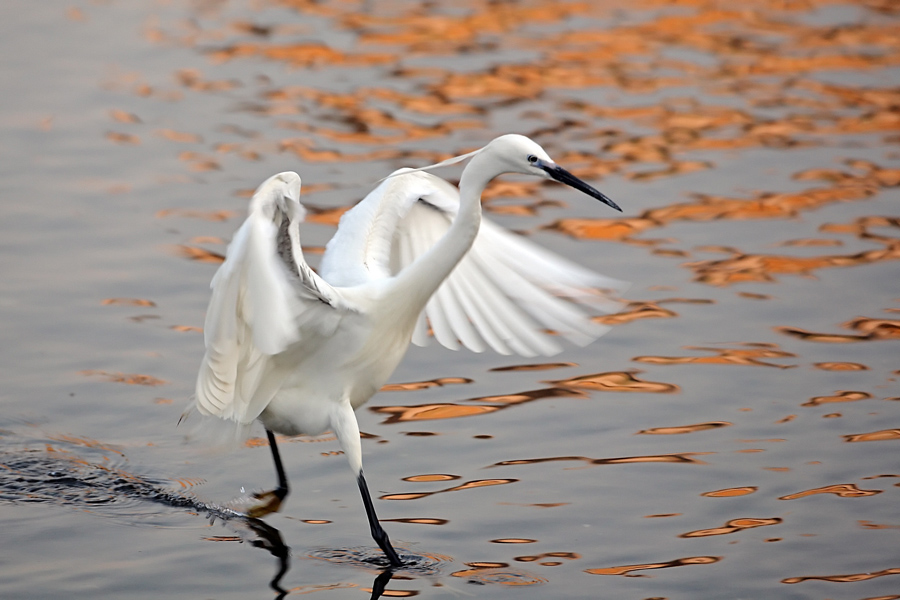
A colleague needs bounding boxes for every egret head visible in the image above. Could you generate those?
[485,134,621,212]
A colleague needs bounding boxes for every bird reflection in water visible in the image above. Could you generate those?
[235,517,397,600]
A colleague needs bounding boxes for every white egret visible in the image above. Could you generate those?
[190,134,625,567]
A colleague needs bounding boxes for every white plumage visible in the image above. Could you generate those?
[190,134,626,566]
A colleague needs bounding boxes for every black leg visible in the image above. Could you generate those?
[357,471,403,567]
[267,429,290,499]
[248,429,290,518]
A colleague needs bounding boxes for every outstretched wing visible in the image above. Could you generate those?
[324,170,627,358]
[195,172,350,424]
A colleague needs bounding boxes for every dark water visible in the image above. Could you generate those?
[1,1,898,598]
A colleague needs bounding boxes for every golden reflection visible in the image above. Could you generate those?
[402,474,459,482]
[105,131,140,145]
[373,403,502,424]
[548,202,898,285]
[859,520,900,530]
[109,109,140,123]
[382,518,447,525]
[701,487,758,497]
[372,387,586,424]
[348,3,591,52]
[156,128,202,143]
[515,552,580,564]
[803,390,872,406]
[638,422,731,435]
[489,362,576,372]
[547,371,680,393]
[813,362,869,371]
[381,478,517,501]
[680,517,781,538]
[101,297,156,307]
[738,292,771,300]
[586,555,721,576]
[174,245,226,264]
[79,370,167,386]
[491,538,536,544]
[595,301,678,325]
[782,567,900,584]
[843,429,900,443]
[46,434,124,456]
[777,317,900,343]
[209,42,393,68]
[633,345,795,368]
[779,484,882,500]
[492,453,711,468]
[450,562,548,586]
[380,377,472,392]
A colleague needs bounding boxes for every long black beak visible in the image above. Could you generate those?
[538,160,621,212]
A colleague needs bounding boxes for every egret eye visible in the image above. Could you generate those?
[527,155,538,164]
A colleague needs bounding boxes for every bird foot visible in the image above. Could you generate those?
[246,488,287,519]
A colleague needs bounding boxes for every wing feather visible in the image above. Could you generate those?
[318,168,624,360]
[387,173,625,357]
[195,173,351,424]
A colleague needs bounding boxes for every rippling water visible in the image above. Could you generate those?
[1,1,898,598]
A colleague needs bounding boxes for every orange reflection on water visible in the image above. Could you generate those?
[493,453,711,468]
[380,377,472,392]
[803,390,872,406]
[170,325,202,333]
[79,370,167,386]
[586,555,721,576]
[403,474,459,483]
[382,518,447,526]
[174,245,225,264]
[381,478,517,501]
[46,434,124,457]
[595,301,678,325]
[783,567,900,584]
[779,484,882,500]
[593,298,715,325]
[371,402,503,424]
[101,297,156,307]
[547,371,679,393]
[209,42,393,68]
[450,562,547,586]
[680,517,781,538]
[859,520,900,530]
[489,362,576,372]
[349,2,591,52]
[545,216,657,243]
[701,486,758,497]
[372,386,587,424]
[843,429,900,443]
[633,345,796,368]
[638,422,732,435]
[813,362,869,371]
[515,551,580,565]
[777,317,900,343]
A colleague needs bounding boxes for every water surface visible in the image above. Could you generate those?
[1,1,898,598]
